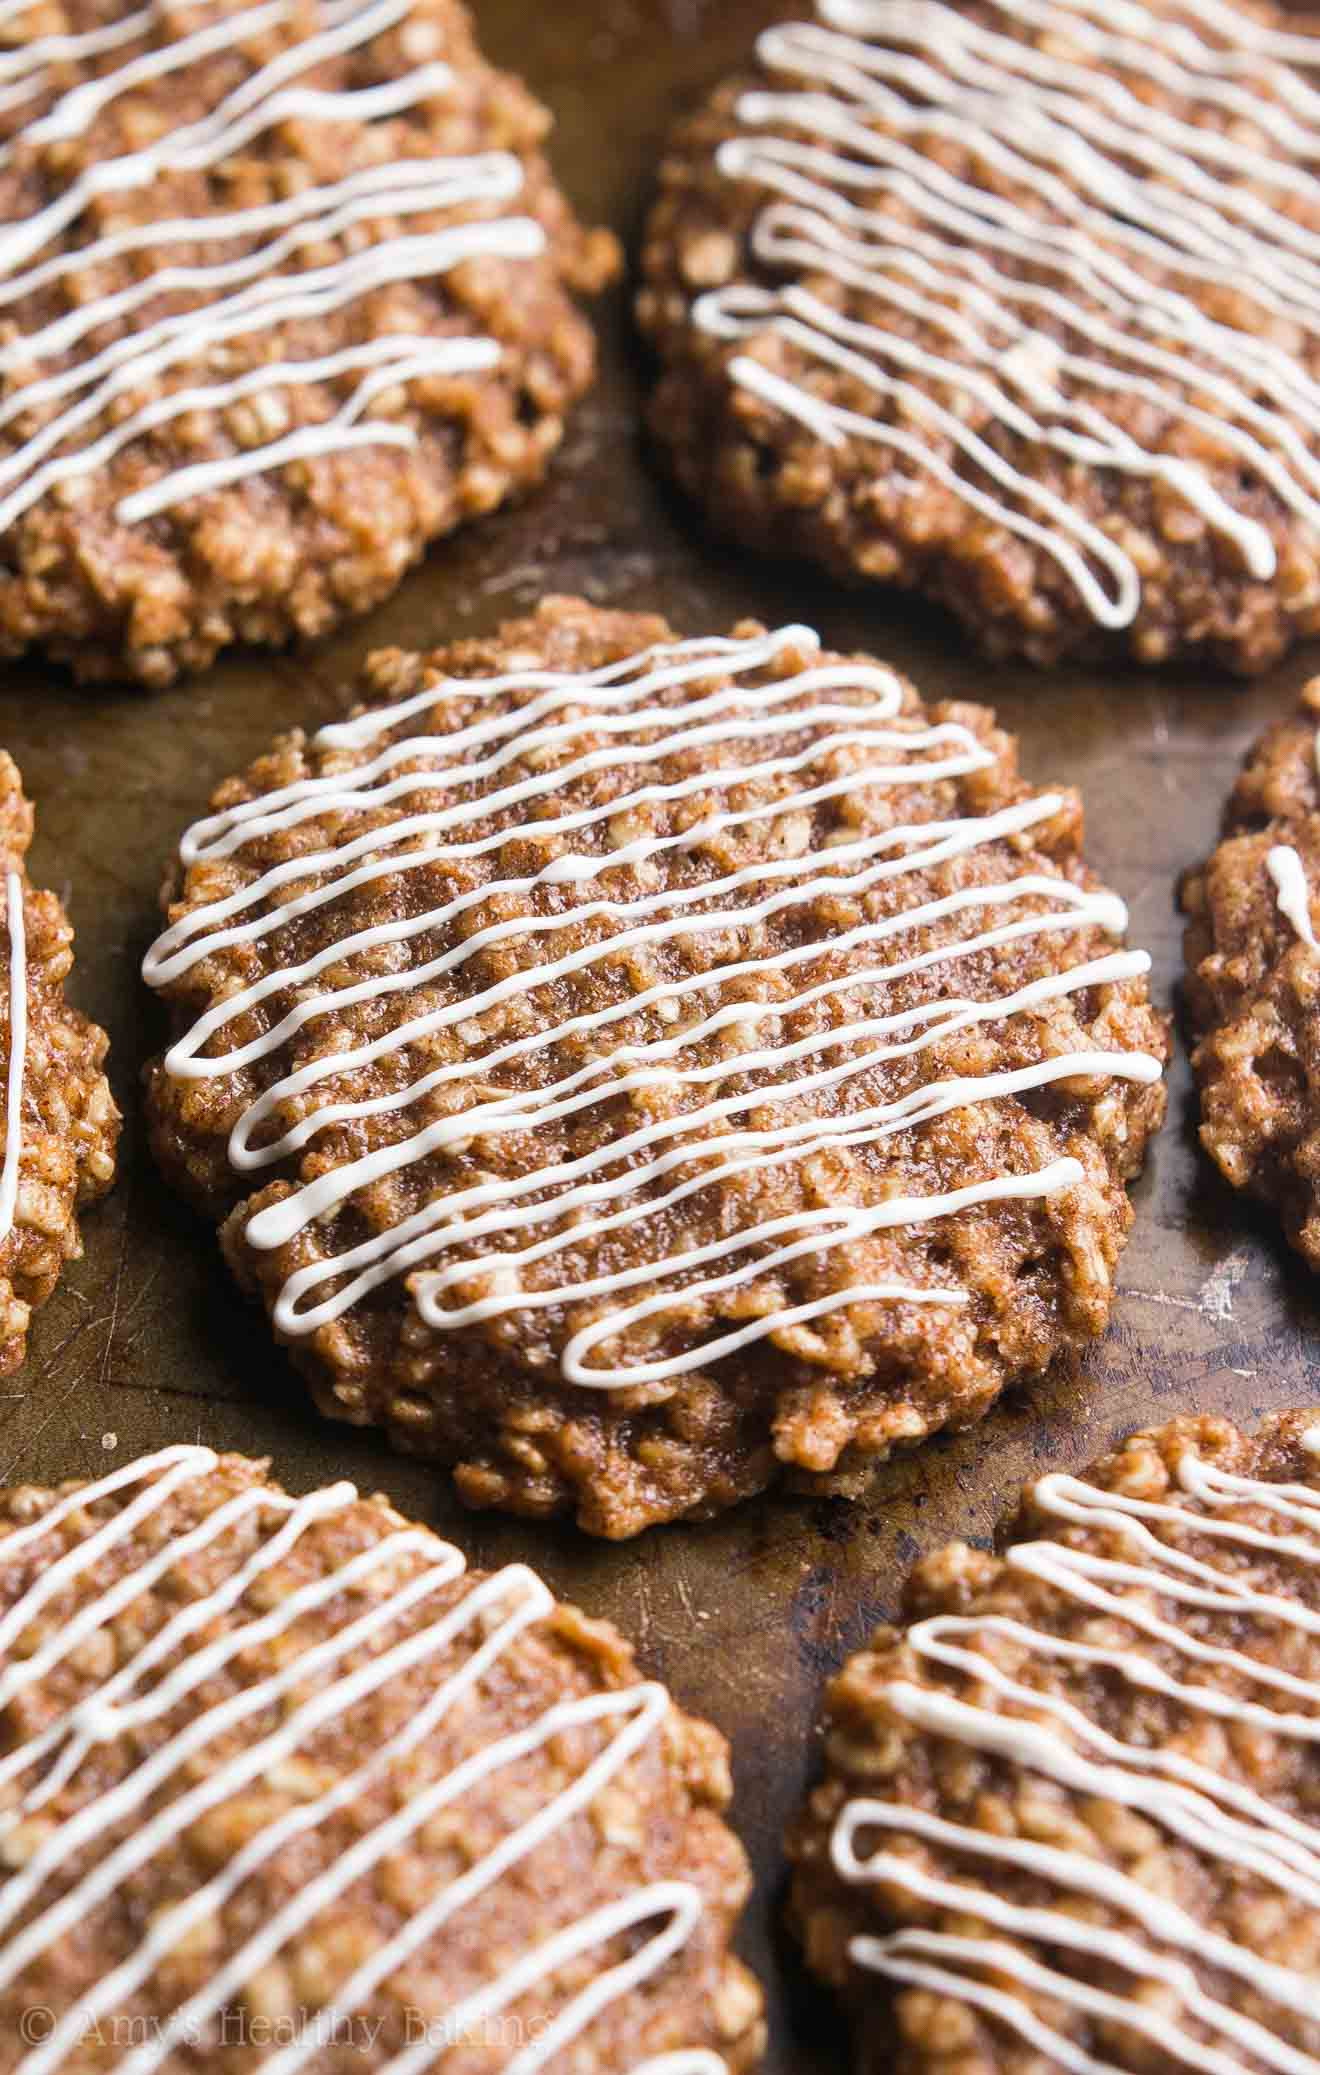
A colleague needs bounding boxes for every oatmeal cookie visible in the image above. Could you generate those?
[638,0,1320,673]
[0,753,117,1373]
[0,0,616,687]
[143,597,1167,1537]
[788,1408,1320,2075]
[0,1442,763,2073]
[1183,679,1320,1265]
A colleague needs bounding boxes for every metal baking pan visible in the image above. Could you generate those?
[1,3,1315,2065]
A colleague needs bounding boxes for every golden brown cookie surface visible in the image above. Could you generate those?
[1183,679,1320,1266]
[0,1443,762,2073]
[638,0,1320,674]
[789,1409,1320,2075]
[143,597,1166,1537]
[0,753,117,1372]
[0,0,615,686]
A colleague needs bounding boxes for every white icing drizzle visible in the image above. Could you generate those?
[833,1431,1320,2071]
[0,869,25,1245]
[0,6,153,122]
[0,0,547,526]
[1268,842,1319,949]
[0,1445,724,2075]
[694,0,1320,626]
[144,623,1161,1385]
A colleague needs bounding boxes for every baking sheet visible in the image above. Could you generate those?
[1,1,1318,2064]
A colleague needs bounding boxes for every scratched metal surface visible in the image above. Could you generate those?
[0,0,1318,2065]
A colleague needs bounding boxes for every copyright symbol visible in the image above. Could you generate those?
[20,2008,54,2045]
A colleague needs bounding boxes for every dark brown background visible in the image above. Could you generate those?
[3,2,1319,2065]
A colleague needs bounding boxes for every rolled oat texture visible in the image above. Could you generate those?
[789,1408,1320,2075]
[638,0,1320,673]
[0,1444,763,2073]
[0,0,616,685]
[144,596,1168,1537]
[1184,676,1320,1267]
[0,752,117,1373]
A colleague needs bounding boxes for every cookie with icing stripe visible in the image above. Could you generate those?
[142,596,1168,1537]
[0,1442,763,2072]
[638,0,1320,673]
[0,752,117,1373]
[0,0,615,687]
[1183,678,1320,1265]
[788,1407,1320,2075]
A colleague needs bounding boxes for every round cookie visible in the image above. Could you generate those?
[0,753,117,1372]
[0,1442,763,2072]
[143,597,1167,1537]
[1183,679,1320,1266]
[638,0,1320,673]
[0,0,616,686]
[788,1408,1320,2075]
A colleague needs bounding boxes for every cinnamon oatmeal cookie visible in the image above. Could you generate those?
[638,0,1320,674]
[142,596,1167,1537]
[147,593,1162,1535]
[0,1442,763,2073]
[1183,679,1320,1266]
[0,753,117,1373]
[788,1408,1320,2075]
[0,0,616,687]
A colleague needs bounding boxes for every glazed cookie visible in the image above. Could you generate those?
[0,0,615,686]
[143,598,1167,1537]
[0,753,117,1372]
[788,1408,1320,2075]
[639,0,1320,673]
[1183,679,1320,1266]
[0,1442,763,2071]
